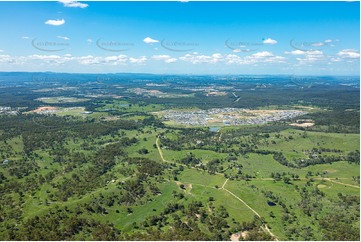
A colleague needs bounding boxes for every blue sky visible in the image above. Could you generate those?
[0,0,359,75]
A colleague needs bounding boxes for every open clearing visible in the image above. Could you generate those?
[290,122,315,127]
[36,96,90,104]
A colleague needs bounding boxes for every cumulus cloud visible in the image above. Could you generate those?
[0,55,13,63]
[3,54,146,66]
[324,39,332,43]
[77,55,102,65]
[307,50,323,55]
[179,51,285,65]
[129,56,147,64]
[0,54,149,66]
[295,50,324,64]
[284,50,305,55]
[77,55,129,65]
[58,0,88,8]
[263,38,278,45]
[337,49,360,59]
[330,57,341,62]
[28,54,73,65]
[152,55,177,63]
[152,55,171,61]
[252,51,274,58]
[45,19,65,26]
[285,48,326,65]
[224,54,242,64]
[243,52,285,64]
[179,53,220,64]
[143,37,159,44]
[76,55,146,65]
[212,53,223,59]
[165,58,177,63]
[57,35,70,40]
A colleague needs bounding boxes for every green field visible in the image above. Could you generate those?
[96,100,165,113]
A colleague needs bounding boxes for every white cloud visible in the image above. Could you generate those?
[129,56,147,64]
[224,54,242,64]
[179,51,285,65]
[77,55,129,65]
[324,39,332,43]
[45,19,65,26]
[29,54,73,65]
[294,50,324,64]
[165,58,177,63]
[58,0,88,8]
[307,50,323,55]
[179,54,222,64]
[337,49,360,59]
[286,50,322,56]
[244,52,285,64]
[104,55,128,65]
[330,57,341,62]
[311,42,324,47]
[0,55,13,63]
[263,56,286,63]
[152,55,171,61]
[57,35,70,40]
[212,53,223,59]
[252,51,274,58]
[284,50,305,55]
[104,56,118,61]
[143,37,159,44]
[0,50,3,53]
[21,36,30,39]
[263,38,278,45]
[0,54,151,66]
[152,55,177,63]
[152,55,178,63]
[77,55,102,65]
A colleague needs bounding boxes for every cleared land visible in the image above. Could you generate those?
[36,96,90,103]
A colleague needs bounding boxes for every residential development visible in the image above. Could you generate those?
[158,108,307,126]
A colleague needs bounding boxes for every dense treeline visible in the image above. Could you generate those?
[3,207,120,240]
[301,110,360,133]
[0,114,141,153]
[131,84,359,111]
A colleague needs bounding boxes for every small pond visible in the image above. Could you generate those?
[267,201,276,206]
[209,126,221,132]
